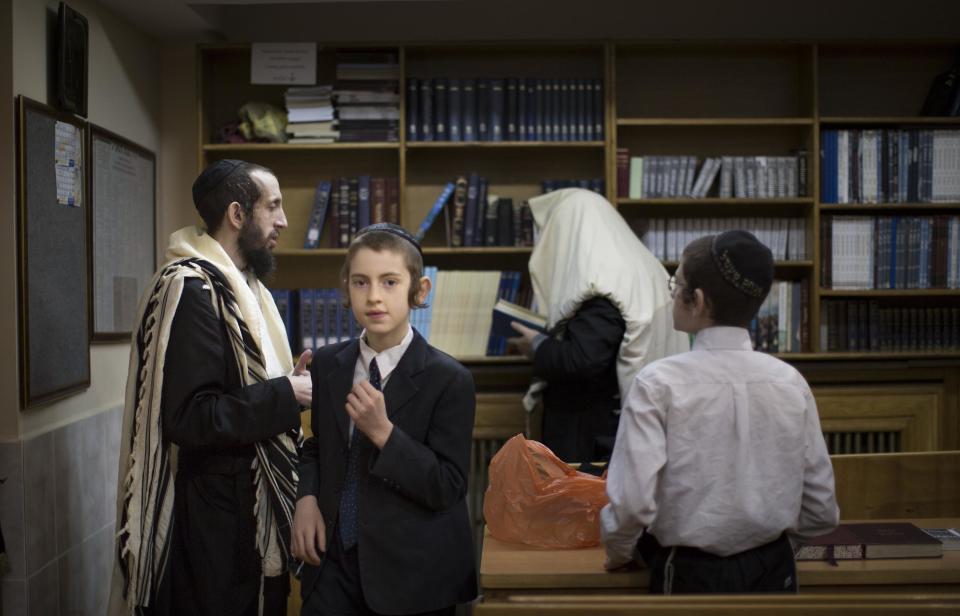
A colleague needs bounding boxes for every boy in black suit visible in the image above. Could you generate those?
[292,223,478,615]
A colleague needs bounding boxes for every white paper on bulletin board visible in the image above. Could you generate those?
[251,42,317,84]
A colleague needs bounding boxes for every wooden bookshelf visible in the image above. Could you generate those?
[197,40,960,371]
[617,118,814,127]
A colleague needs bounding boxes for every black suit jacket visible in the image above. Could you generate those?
[298,331,478,614]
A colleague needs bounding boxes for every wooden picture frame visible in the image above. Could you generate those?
[16,96,90,408]
[88,124,156,341]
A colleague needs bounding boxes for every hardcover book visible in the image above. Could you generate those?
[489,299,547,340]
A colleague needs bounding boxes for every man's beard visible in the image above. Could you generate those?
[238,219,276,279]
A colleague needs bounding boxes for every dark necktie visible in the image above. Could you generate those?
[339,357,381,550]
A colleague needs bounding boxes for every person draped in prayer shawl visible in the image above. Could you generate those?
[508,188,689,463]
[109,160,312,616]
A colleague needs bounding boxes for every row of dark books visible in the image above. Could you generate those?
[617,153,808,200]
[541,179,604,194]
[820,128,960,204]
[748,280,808,354]
[415,176,535,248]
[822,215,960,290]
[271,288,360,354]
[302,176,400,249]
[820,300,960,352]
[270,268,536,358]
[636,217,808,262]
[406,77,604,142]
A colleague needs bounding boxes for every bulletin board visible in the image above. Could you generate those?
[89,125,156,340]
[16,96,90,409]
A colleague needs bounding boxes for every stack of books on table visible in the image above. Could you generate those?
[285,86,337,143]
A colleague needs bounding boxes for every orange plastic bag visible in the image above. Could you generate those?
[483,434,609,548]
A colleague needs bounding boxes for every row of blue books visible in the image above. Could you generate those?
[414,176,535,248]
[820,128,960,204]
[269,267,533,357]
[303,176,400,249]
[406,77,604,142]
[821,301,960,352]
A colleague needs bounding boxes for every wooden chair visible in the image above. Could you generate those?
[831,450,960,519]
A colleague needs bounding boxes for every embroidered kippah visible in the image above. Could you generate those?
[710,230,774,299]
[192,159,244,208]
[354,222,423,256]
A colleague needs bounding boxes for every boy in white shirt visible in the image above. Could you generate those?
[601,230,839,593]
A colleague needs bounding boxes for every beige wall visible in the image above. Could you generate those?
[7,0,161,438]
[0,0,17,441]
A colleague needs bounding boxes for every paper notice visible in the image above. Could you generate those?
[55,121,82,207]
[251,43,317,85]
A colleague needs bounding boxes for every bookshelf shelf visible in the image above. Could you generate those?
[406,142,605,149]
[275,249,347,257]
[618,198,814,206]
[778,352,960,361]
[202,142,400,152]
[662,260,814,269]
[617,118,815,127]
[423,247,534,255]
[819,289,960,297]
[820,203,960,211]
[818,116,960,126]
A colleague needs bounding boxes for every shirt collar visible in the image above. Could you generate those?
[358,325,414,381]
[692,326,753,352]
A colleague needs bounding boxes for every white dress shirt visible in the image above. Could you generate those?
[601,326,839,567]
[349,325,414,438]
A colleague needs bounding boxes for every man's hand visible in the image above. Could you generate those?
[346,380,393,449]
[288,349,313,407]
[507,321,539,358]
[291,495,326,566]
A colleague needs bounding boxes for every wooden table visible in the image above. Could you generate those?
[480,519,960,599]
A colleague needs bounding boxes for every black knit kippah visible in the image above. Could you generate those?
[192,159,244,208]
[354,222,423,256]
[710,230,774,299]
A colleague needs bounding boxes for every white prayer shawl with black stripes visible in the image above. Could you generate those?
[109,226,299,615]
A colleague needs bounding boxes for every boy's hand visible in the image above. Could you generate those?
[346,380,394,449]
[287,349,313,407]
[291,495,325,566]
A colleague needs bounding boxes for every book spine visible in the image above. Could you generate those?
[505,77,518,141]
[448,78,462,142]
[303,180,332,249]
[490,79,504,142]
[462,173,479,247]
[419,78,433,142]
[433,77,448,141]
[477,79,490,141]
[517,78,527,142]
[406,78,419,141]
[371,177,386,224]
[414,181,455,241]
[356,175,371,230]
[462,79,476,142]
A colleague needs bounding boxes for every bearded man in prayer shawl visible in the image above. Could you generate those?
[508,188,689,463]
[109,160,313,616]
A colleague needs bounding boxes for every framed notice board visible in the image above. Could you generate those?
[89,125,156,340]
[16,96,90,408]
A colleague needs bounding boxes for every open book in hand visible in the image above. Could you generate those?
[795,522,943,562]
[489,299,547,340]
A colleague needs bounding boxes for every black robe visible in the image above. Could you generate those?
[533,296,626,463]
[152,277,301,616]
